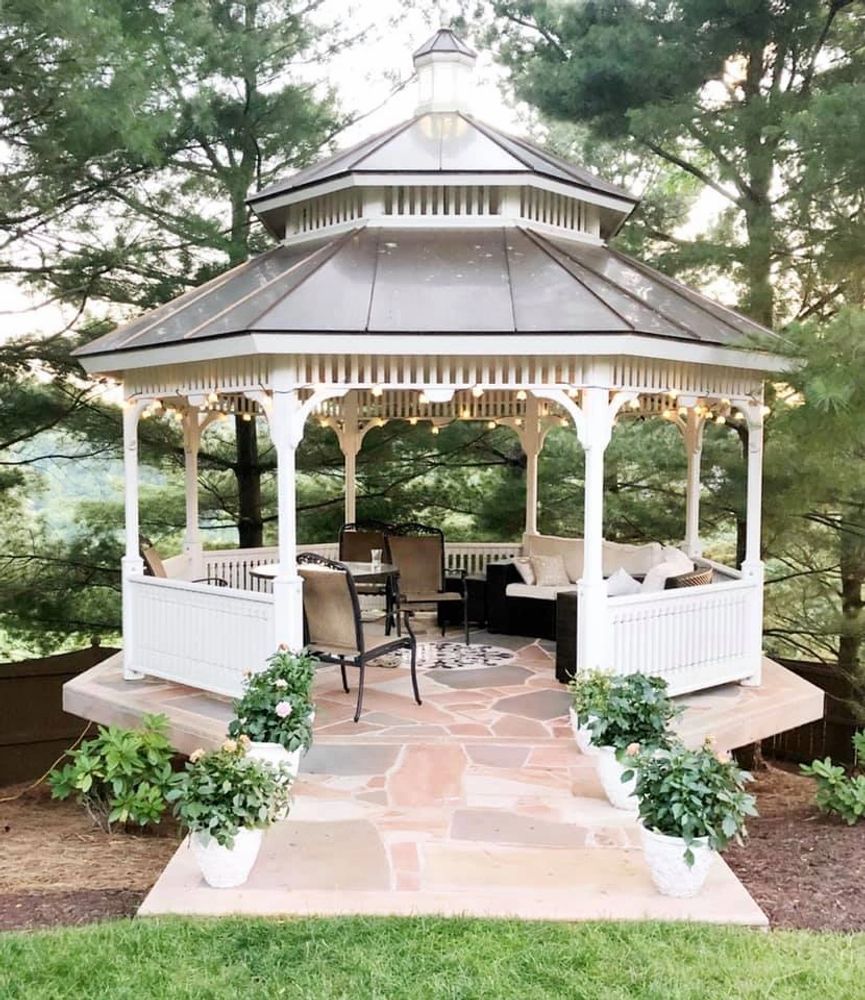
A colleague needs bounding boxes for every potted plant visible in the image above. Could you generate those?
[584,673,679,811]
[567,670,613,755]
[170,736,290,888]
[228,648,316,801]
[629,738,757,897]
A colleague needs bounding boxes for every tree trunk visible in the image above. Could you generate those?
[235,415,263,548]
[838,518,865,685]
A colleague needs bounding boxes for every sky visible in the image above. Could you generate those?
[1,1,525,340]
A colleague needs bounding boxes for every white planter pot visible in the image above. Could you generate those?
[641,825,714,898]
[247,741,301,820]
[191,827,263,889]
[569,708,598,756]
[595,746,638,811]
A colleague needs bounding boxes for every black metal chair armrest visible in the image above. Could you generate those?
[192,575,229,587]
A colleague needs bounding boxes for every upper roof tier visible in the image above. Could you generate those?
[247,30,638,242]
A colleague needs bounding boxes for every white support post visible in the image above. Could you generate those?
[269,368,305,653]
[122,399,149,680]
[181,408,203,579]
[579,386,610,672]
[522,393,540,536]
[683,407,705,559]
[741,400,765,686]
[340,392,360,524]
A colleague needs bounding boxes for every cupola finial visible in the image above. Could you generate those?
[413,28,477,114]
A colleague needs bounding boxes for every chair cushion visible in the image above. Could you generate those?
[531,553,571,587]
[506,582,579,601]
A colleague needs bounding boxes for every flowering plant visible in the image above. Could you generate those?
[628,739,757,865]
[169,737,290,847]
[227,648,317,751]
[583,673,680,756]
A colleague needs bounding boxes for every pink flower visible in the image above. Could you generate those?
[715,750,731,764]
[625,742,641,757]
[275,700,293,719]
[278,643,289,652]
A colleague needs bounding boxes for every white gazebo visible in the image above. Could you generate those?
[74,30,783,702]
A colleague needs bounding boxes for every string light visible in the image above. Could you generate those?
[418,392,429,404]
[567,388,579,399]
[242,412,252,422]
[431,425,440,435]
[471,386,484,398]
[409,417,418,426]
[460,407,471,419]
[516,389,527,401]
[486,420,496,429]
[629,397,641,410]
[514,417,523,427]
[371,386,383,398]
[207,392,218,404]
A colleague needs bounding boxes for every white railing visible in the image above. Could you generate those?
[127,576,274,698]
[444,542,521,574]
[604,578,757,696]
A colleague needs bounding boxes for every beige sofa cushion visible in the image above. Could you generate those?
[523,533,584,583]
[531,553,571,587]
[602,540,664,577]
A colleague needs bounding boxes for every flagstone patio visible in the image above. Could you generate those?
[129,627,822,925]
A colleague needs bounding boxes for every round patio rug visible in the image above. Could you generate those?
[370,641,516,670]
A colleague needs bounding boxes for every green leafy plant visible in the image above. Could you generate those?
[568,669,613,721]
[801,731,865,825]
[583,673,680,755]
[228,647,316,751]
[49,714,180,831]
[169,737,289,848]
[630,740,758,865]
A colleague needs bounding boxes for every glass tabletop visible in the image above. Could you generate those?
[249,561,397,580]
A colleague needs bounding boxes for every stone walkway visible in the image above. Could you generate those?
[140,631,769,925]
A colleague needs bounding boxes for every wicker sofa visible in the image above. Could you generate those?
[486,533,697,641]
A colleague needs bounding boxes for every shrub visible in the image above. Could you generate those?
[801,731,865,825]
[49,714,180,831]
[568,669,614,721]
[583,673,680,754]
[630,739,758,864]
[169,737,289,847]
[227,647,316,751]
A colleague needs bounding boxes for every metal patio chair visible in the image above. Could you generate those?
[386,522,469,645]
[297,552,421,723]
[338,520,396,629]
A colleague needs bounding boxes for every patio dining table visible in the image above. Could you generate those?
[248,560,398,581]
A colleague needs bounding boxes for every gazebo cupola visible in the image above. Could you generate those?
[73,29,784,702]
[246,28,637,246]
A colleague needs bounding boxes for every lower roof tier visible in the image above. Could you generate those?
[76,225,776,361]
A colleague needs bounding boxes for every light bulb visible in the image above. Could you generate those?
[629,398,641,410]
[516,389,527,401]
[409,417,418,426]
[371,385,383,398]
[567,388,579,399]
[207,392,218,404]
[471,386,484,398]
[418,392,429,404]
[460,407,471,419]
[431,425,440,435]
[242,412,252,422]
[515,417,523,427]
[487,420,496,429]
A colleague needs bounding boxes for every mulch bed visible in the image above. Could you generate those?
[0,782,178,933]
[724,762,865,932]
[0,890,146,932]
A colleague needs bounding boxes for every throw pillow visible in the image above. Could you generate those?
[606,567,642,597]
[531,553,571,587]
[513,557,536,586]
[661,546,694,575]
[641,560,679,593]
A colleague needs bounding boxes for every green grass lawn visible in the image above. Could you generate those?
[1,917,864,999]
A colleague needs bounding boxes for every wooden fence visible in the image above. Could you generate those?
[763,659,859,766]
[0,645,119,787]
